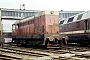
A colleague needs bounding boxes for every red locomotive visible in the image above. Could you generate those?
[12,11,60,47]
[60,11,90,45]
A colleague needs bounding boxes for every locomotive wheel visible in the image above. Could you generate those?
[45,38,49,48]
[62,38,67,45]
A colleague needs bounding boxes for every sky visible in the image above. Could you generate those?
[0,0,90,11]
[0,0,90,32]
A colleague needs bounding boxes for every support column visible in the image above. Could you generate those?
[0,9,5,47]
[0,9,2,36]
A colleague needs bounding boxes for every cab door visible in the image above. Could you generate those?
[84,19,89,34]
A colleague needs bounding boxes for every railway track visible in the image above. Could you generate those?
[0,44,90,60]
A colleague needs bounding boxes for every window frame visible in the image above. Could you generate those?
[67,17,74,23]
[77,14,83,20]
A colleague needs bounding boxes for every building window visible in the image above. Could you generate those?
[62,13,64,18]
[19,12,21,17]
[1,11,5,16]
[65,14,67,18]
[15,12,18,17]
[76,21,80,28]
[63,13,65,18]
[13,12,15,16]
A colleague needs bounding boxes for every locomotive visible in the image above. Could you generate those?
[12,11,61,47]
[60,11,90,45]
[0,20,5,46]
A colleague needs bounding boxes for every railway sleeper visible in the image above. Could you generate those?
[0,54,22,60]
[1,48,51,57]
